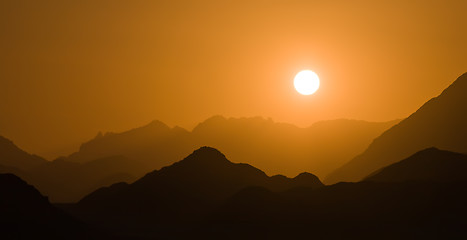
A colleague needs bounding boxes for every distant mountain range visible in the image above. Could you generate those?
[66,116,398,178]
[0,139,147,202]
[2,71,467,216]
[326,72,467,183]
[2,73,467,239]
[23,156,147,202]
[0,116,394,202]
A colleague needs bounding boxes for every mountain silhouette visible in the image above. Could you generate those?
[66,147,323,236]
[326,72,467,183]
[0,173,107,239]
[23,155,147,202]
[64,116,397,179]
[364,147,467,182]
[0,116,396,202]
[0,136,147,202]
[67,120,196,172]
[0,136,46,170]
[203,181,467,239]
[193,116,399,178]
[54,147,467,239]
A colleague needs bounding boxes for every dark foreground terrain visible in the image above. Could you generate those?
[3,147,466,239]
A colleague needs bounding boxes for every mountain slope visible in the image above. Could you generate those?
[364,148,467,182]
[0,136,46,170]
[69,147,323,235]
[62,147,467,239]
[0,174,105,239]
[204,181,467,239]
[24,155,147,202]
[326,72,467,183]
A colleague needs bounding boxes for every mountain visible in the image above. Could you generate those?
[0,164,21,175]
[23,156,147,202]
[66,147,323,236]
[193,116,398,178]
[326,72,467,184]
[65,116,397,179]
[0,136,46,170]
[0,137,147,202]
[0,173,106,239]
[0,116,396,202]
[67,120,196,172]
[204,181,467,239]
[59,147,467,239]
[364,148,467,182]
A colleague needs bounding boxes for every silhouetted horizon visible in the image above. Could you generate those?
[2,116,400,160]
[1,1,466,238]
[0,116,396,202]
[4,144,467,239]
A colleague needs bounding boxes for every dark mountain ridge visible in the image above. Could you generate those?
[364,147,467,182]
[326,72,467,183]
[0,116,396,202]
[0,173,108,239]
[203,181,467,239]
[61,146,467,239]
[68,147,323,235]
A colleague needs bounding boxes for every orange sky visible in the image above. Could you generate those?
[1,0,466,159]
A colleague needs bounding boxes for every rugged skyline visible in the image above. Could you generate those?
[1,1,467,238]
[1,0,466,158]
[1,72,466,202]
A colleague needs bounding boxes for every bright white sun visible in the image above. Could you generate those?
[294,70,320,95]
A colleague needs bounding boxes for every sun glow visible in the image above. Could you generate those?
[294,70,320,95]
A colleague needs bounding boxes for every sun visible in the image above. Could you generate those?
[294,70,320,95]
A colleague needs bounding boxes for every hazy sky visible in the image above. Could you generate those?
[1,0,466,159]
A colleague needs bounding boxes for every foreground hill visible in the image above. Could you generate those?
[364,148,467,182]
[326,72,467,183]
[0,174,108,239]
[67,147,323,235]
[60,147,467,239]
[65,117,397,178]
[202,181,467,239]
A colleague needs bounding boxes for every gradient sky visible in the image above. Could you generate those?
[1,0,466,159]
